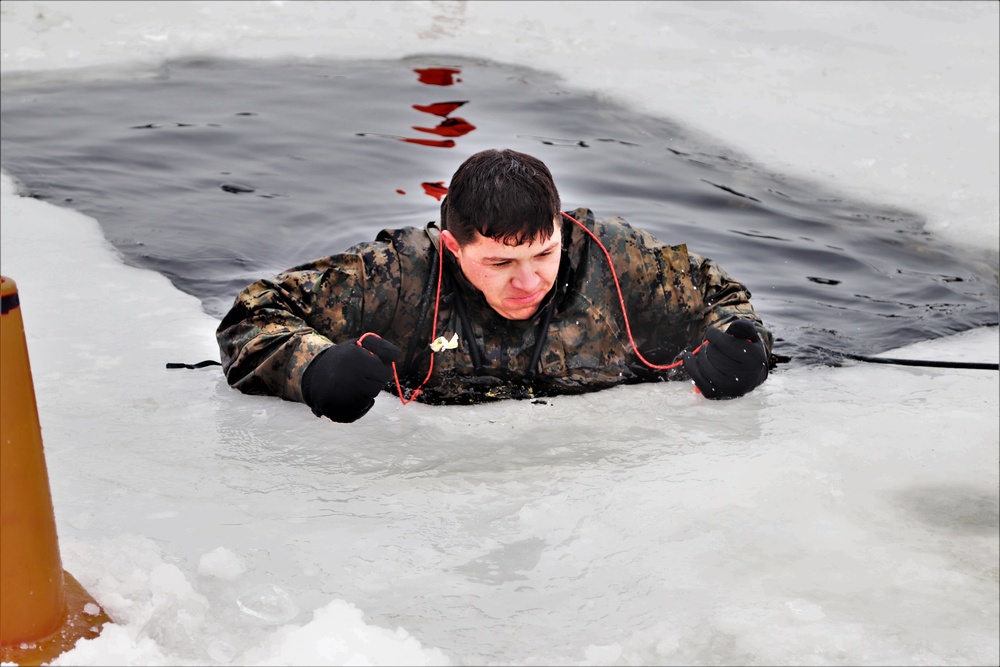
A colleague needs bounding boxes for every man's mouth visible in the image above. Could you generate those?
[506,290,544,307]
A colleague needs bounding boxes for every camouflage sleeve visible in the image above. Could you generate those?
[687,251,774,355]
[215,243,401,404]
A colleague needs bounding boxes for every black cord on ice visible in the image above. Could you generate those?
[841,352,999,371]
[166,360,222,370]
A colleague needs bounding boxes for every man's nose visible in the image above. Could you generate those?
[510,264,540,291]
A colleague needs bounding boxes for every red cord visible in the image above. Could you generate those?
[358,236,445,405]
[560,212,700,370]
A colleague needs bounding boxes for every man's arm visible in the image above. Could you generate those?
[216,247,400,405]
[681,252,773,398]
[688,252,774,357]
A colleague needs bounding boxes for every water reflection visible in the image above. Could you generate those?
[414,67,462,86]
[356,67,476,200]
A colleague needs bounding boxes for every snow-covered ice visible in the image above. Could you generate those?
[1,2,997,665]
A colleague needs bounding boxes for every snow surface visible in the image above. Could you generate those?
[1,2,998,666]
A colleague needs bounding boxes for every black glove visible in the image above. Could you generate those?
[302,335,402,423]
[682,319,768,399]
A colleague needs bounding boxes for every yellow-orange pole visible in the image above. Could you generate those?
[1,276,112,665]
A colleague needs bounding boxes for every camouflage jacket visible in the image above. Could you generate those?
[216,208,773,405]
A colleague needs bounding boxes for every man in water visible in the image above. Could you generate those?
[217,149,774,422]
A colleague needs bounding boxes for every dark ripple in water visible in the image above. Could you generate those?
[1,56,997,366]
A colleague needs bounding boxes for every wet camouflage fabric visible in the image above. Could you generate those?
[216,208,773,406]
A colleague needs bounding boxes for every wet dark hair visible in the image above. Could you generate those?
[442,149,561,246]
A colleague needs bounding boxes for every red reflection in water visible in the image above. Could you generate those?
[422,182,449,201]
[412,117,476,138]
[356,133,455,148]
[400,138,456,148]
[360,66,474,199]
[412,101,467,117]
[414,67,462,86]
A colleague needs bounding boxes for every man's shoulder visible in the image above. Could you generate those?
[371,223,435,247]
[565,207,665,246]
[564,207,692,280]
[565,206,641,231]
[338,224,435,260]
[369,224,438,277]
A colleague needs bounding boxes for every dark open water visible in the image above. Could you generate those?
[2,55,997,366]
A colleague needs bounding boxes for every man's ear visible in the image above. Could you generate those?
[440,230,462,258]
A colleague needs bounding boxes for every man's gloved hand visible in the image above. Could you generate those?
[682,319,768,399]
[302,334,403,423]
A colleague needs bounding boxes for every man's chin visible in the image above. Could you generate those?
[494,302,540,321]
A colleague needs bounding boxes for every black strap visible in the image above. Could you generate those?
[842,352,998,371]
[166,360,222,370]
[1,291,19,315]
[450,278,486,373]
[524,300,555,383]
[402,242,442,373]
[526,250,570,381]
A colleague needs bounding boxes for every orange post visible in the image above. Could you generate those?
[1,276,112,665]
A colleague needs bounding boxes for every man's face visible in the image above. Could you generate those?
[441,219,562,320]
